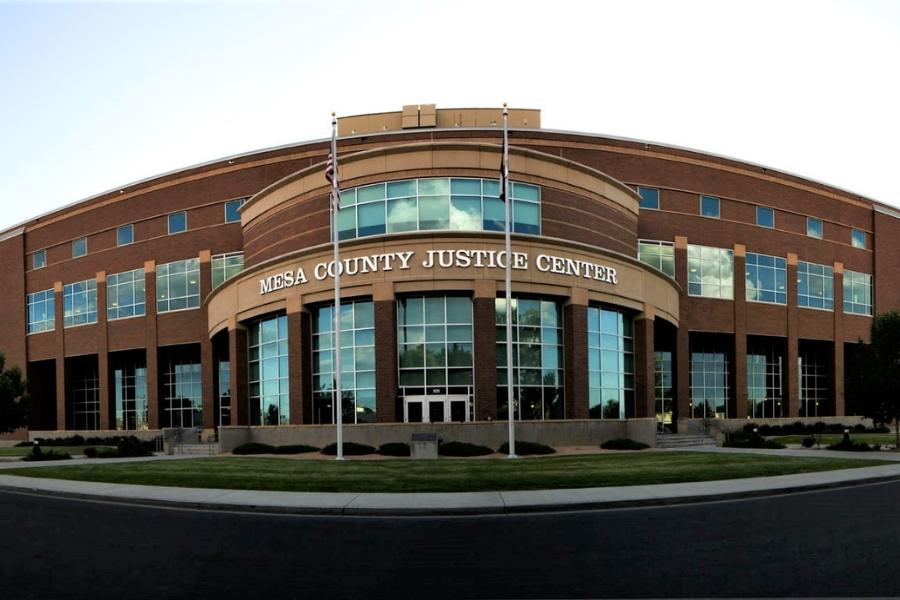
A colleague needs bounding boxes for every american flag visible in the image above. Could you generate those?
[499,112,508,203]
[326,152,340,211]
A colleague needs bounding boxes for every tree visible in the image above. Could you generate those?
[0,352,28,434]
[853,312,900,448]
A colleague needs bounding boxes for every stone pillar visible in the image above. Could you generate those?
[634,311,656,419]
[198,251,215,430]
[143,260,160,430]
[96,271,111,430]
[53,281,66,431]
[473,280,497,421]
[373,283,397,423]
[674,236,691,424]
[786,253,800,417]
[228,321,249,426]
[564,288,589,419]
[733,244,748,420]
[286,294,306,425]
[833,262,845,416]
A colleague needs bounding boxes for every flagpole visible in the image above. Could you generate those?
[330,112,344,461]
[503,103,517,459]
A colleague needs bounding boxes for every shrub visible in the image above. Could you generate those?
[600,438,650,451]
[321,442,376,456]
[376,442,411,457]
[801,436,816,448]
[232,442,276,455]
[14,440,32,447]
[497,440,556,455]
[117,436,152,458]
[272,444,320,455]
[438,441,493,457]
[96,448,119,458]
[82,447,98,458]
[22,446,71,461]
[724,432,785,449]
[828,433,875,452]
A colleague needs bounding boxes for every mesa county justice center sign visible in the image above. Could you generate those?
[258,248,619,295]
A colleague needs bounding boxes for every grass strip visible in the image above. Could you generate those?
[8,452,888,493]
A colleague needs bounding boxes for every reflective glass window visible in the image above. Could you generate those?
[745,252,786,304]
[851,229,866,249]
[163,357,201,428]
[115,362,148,431]
[63,279,98,327]
[72,237,88,257]
[212,252,244,288]
[691,346,729,418]
[747,341,783,418]
[69,362,99,430]
[807,217,823,239]
[117,224,134,246]
[637,186,659,210]
[756,206,774,228]
[843,269,872,316]
[638,240,675,277]
[687,245,734,299]
[27,289,55,334]
[33,250,46,269]
[107,268,146,320]
[156,258,200,312]
[700,195,720,218]
[797,261,833,310]
[225,198,246,223]
[587,306,634,419]
[249,314,290,426]
[168,211,187,234]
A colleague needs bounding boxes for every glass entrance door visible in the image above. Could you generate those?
[404,395,470,423]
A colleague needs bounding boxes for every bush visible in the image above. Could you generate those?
[232,442,276,455]
[321,442,376,456]
[724,432,785,449]
[96,448,119,458]
[497,440,556,455]
[117,436,153,458]
[14,440,32,447]
[438,441,494,457]
[272,444,320,455]
[82,447,98,458]
[828,432,875,452]
[22,446,71,461]
[376,442,411,457]
[600,438,650,451]
[801,436,816,448]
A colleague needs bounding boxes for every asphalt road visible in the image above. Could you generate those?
[2,480,899,599]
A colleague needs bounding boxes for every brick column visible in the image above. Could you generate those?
[198,251,215,430]
[674,236,691,426]
[286,294,306,425]
[634,311,656,419]
[96,271,112,430]
[143,260,160,429]
[473,280,497,421]
[228,321,249,426]
[833,262,845,416]
[786,253,800,417]
[373,283,397,423]
[733,244,748,420]
[564,288,588,419]
[53,281,66,431]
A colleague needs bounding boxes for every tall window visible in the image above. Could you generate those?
[687,245,734,299]
[747,344,783,418]
[33,250,46,269]
[168,211,187,234]
[843,269,872,316]
[163,358,201,428]
[156,258,200,312]
[114,362,148,430]
[496,297,564,420]
[312,301,376,424]
[218,361,231,427]
[69,363,99,430]
[637,186,659,210]
[587,306,634,419]
[700,195,720,218]
[745,252,786,304]
[117,224,134,246]
[107,268,145,320]
[638,240,675,277]
[756,206,774,228]
[212,252,244,288]
[224,198,246,223]
[27,289,55,333]
[397,295,473,396]
[63,279,98,327]
[851,229,866,249]
[691,348,729,418]
[248,314,290,426]
[807,217,823,239]
[799,350,828,417]
[72,237,88,258]
[336,178,541,241]
[797,261,833,310]
[655,351,674,427]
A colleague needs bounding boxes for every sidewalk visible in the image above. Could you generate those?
[2,448,900,516]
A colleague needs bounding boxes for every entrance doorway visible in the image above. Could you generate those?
[403,395,470,423]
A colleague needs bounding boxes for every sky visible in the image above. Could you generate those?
[0,0,898,231]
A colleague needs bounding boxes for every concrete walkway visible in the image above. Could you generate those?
[1,448,900,516]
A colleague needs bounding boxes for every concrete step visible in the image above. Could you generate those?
[656,434,717,448]
[174,443,219,456]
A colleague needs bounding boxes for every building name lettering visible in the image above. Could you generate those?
[259,249,617,295]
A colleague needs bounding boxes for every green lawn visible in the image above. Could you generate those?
[771,433,900,446]
[8,452,888,493]
[0,446,116,457]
